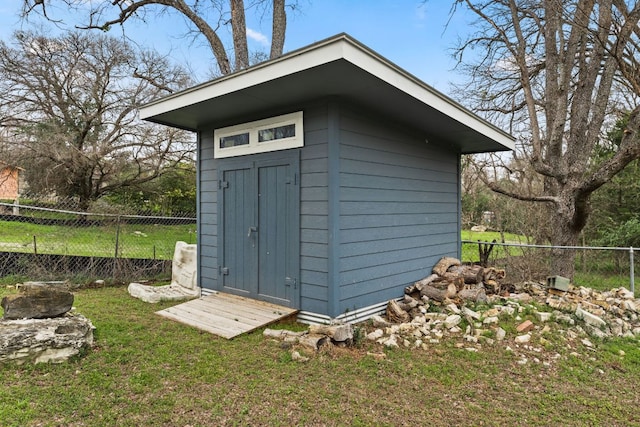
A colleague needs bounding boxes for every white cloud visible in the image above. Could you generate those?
[246,28,269,46]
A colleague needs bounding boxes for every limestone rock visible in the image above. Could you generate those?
[462,306,481,320]
[535,311,552,322]
[2,288,74,319]
[444,314,462,329]
[575,305,606,327]
[483,316,499,325]
[17,281,81,292]
[0,315,94,364]
[367,329,384,341]
[128,241,200,303]
[309,323,353,342]
[370,315,391,328]
[383,335,399,348]
[263,328,305,339]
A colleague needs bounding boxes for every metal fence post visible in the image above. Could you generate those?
[114,215,121,259]
[113,215,121,279]
[630,247,635,295]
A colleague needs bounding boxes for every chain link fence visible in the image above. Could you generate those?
[4,196,635,293]
[0,199,196,283]
[462,240,636,294]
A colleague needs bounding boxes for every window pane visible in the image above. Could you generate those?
[220,133,249,148]
[258,124,295,142]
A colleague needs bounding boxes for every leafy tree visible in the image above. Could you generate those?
[21,0,295,76]
[453,0,640,277]
[0,31,195,210]
[106,162,197,215]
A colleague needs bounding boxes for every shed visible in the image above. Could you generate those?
[140,34,514,324]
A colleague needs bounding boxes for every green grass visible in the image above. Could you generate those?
[1,285,639,426]
[461,230,528,263]
[573,272,634,293]
[0,220,196,259]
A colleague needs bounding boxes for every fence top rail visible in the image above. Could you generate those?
[461,239,635,252]
[0,202,196,221]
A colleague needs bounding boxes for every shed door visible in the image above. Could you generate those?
[219,153,299,308]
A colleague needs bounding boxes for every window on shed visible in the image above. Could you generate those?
[214,112,303,158]
[258,124,296,142]
[220,133,250,148]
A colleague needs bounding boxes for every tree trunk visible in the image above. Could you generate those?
[270,0,286,59]
[547,202,582,279]
[231,0,249,70]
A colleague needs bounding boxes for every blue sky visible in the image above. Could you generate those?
[0,1,475,94]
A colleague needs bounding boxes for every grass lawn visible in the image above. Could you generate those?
[0,220,196,259]
[461,230,528,263]
[1,285,639,426]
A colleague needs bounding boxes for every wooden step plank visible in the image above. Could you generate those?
[164,301,265,330]
[165,310,249,336]
[158,304,257,336]
[155,292,298,339]
[214,292,295,316]
[158,310,241,338]
[191,295,293,322]
[183,298,286,325]
[202,293,296,319]
[216,291,294,311]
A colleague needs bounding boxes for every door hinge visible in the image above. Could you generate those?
[220,266,229,276]
[219,180,229,189]
[285,277,297,289]
[285,173,298,185]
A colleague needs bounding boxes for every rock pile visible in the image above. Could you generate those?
[264,323,355,361]
[368,270,640,365]
[0,281,95,365]
[264,257,640,366]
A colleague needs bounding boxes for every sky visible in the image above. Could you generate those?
[0,0,476,95]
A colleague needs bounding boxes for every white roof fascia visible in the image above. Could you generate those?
[140,34,514,151]
[139,39,347,121]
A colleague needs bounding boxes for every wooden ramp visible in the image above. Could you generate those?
[155,292,298,339]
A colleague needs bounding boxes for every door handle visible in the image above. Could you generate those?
[247,226,258,238]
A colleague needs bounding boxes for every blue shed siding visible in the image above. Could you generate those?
[196,100,461,318]
[299,105,330,314]
[198,131,218,292]
[336,108,460,314]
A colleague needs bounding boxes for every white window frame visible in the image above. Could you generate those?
[214,111,304,158]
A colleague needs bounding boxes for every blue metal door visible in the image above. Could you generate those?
[219,152,299,308]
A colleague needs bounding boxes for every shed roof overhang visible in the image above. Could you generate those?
[140,34,514,154]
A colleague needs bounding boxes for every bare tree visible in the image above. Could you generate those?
[0,31,195,210]
[453,0,640,277]
[20,0,295,76]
